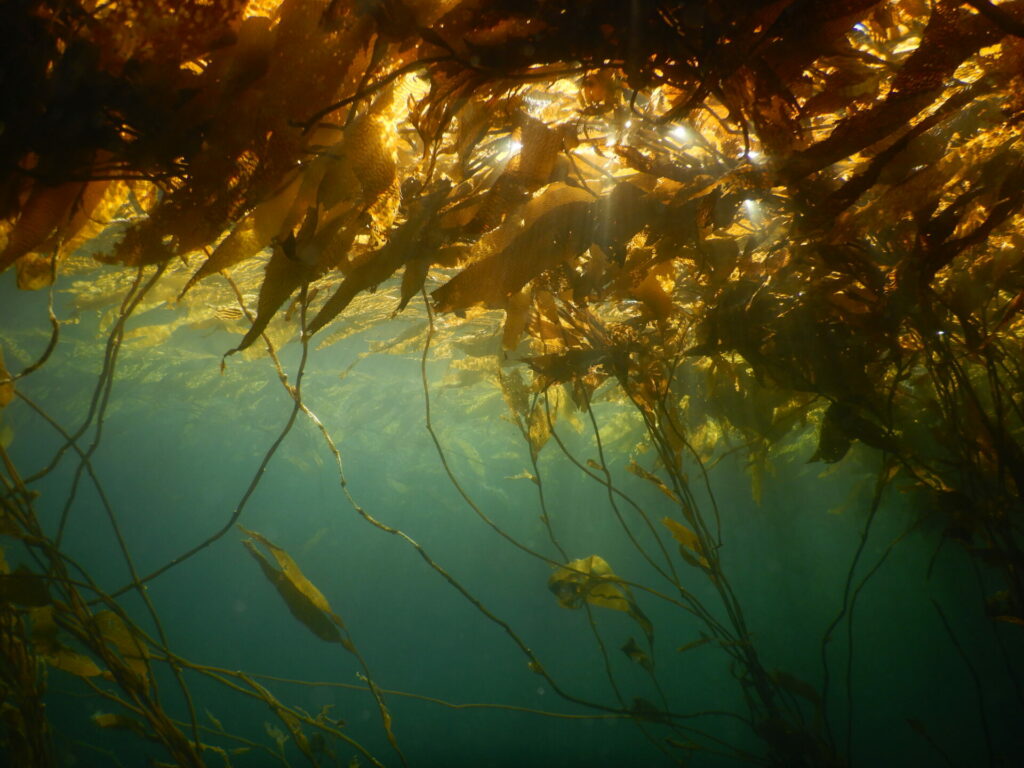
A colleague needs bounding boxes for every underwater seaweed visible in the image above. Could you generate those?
[2,0,1024,765]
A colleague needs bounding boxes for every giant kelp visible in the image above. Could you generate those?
[2,0,1024,765]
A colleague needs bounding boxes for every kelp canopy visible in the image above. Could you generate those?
[2,0,1024,766]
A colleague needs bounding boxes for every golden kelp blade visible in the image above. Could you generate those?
[91,712,152,740]
[238,525,351,648]
[549,554,630,612]
[239,527,404,763]
[0,180,85,272]
[661,517,710,569]
[431,196,595,313]
[0,347,13,409]
[627,461,681,505]
[179,172,304,298]
[94,610,151,685]
[548,555,653,641]
[29,606,101,679]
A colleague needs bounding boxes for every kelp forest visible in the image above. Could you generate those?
[1,0,1024,765]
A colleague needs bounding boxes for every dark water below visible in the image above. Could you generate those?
[2,279,1022,767]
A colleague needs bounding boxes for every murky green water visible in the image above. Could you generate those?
[2,277,1022,767]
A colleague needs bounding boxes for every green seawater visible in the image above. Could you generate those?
[2,277,1022,767]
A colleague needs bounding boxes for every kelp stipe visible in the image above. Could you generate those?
[2,1,1023,765]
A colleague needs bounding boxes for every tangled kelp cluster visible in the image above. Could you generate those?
[2,0,1024,765]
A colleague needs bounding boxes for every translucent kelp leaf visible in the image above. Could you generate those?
[15,253,55,290]
[308,184,450,335]
[318,113,398,212]
[0,180,85,273]
[675,636,712,654]
[206,709,224,731]
[526,403,551,461]
[239,525,351,648]
[229,241,314,354]
[549,555,631,612]
[621,637,654,673]
[810,404,851,464]
[94,610,150,683]
[277,709,314,763]
[501,288,533,350]
[432,197,594,312]
[0,347,13,408]
[627,461,681,505]
[661,517,710,569]
[513,115,566,189]
[92,712,151,740]
[499,367,530,419]
[548,555,653,641]
[46,648,103,678]
[28,605,59,652]
[394,255,430,314]
[180,171,305,297]
[265,721,288,751]
[52,178,112,256]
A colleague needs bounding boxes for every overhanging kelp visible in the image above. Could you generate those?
[2,0,1023,765]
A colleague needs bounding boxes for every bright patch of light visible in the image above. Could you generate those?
[743,198,761,223]
[670,125,691,142]
[854,23,868,33]
[498,138,522,161]
[893,36,921,55]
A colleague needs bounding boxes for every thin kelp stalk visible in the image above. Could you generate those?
[493,372,569,562]
[19,265,203,748]
[51,264,166,543]
[541,405,737,646]
[916,326,1024,622]
[4,348,205,768]
[0,541,55,767]
[418,295,571,566]
[932,600,995,768]
[657,350,725,546]
[818,460,889,752]
[579,394,683,583]
[3,1,1024,764]
[540,395,679,583]
[12,389,203,752]
[968,557,1024,710]
[2,277,60,384]
[104,274,313,599]
[841,521,910,763]
[419,294,756,760]
[1,447,206,767]
[89,607,385,768]
[488,374,681,758]
[600,355,839,765]
[167,654,767,762]
[269,291,632,722]
[510,297,838,763]
[217,281,672,757]
[224,280,408,768]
